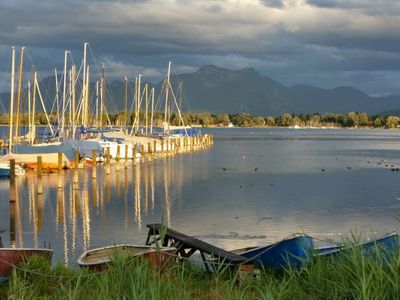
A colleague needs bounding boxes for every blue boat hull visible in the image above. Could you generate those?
[234,235,314,269]
[316,232,399,257]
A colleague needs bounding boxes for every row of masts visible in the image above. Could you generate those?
[6,43,184,150]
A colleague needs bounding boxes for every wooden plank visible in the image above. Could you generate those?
[146,223,246,264]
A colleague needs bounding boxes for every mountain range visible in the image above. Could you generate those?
[1,65,400,116]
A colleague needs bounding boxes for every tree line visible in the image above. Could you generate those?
[1,111,400,129]
[171,112,400,129]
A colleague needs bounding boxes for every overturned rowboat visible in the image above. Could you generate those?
[232,234,314,269]
[316,232,399,257]
[77,244,177,271]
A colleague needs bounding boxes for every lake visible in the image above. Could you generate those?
[1,127,400,265]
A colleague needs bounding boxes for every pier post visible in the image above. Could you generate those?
[58,152,63,173]
[73,151,79,189]
[133,144,138,166]
[147,142,152,162]
[74,151,79,170]
[125,144,128,169]
[116,145,120,162]
[141,144,145,164]
[153,140,157,160]
[57,152,63,189]
[166,140,170,156]
[37,156,43,194]
[9,159,15,183]
[161,140,164,157]
[106,147,111,175]
[92,149,97,179]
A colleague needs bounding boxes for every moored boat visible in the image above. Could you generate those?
[0,248,53,284]
[0,164,25,177]
[77,244,177,271]
[232,234,314,269]
[316,232,398,257]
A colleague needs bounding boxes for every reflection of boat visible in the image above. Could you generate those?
[0,248,53,284]
[77,245,177,271]
[316,232,398,257]
[0,164,25,177]
[232,234,314,269]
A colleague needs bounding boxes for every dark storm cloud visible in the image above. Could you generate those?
[259,0,284,8]
[0,0,400,94]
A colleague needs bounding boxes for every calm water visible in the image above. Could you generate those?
[1,128,400,265]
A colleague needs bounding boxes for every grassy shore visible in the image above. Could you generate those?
[0,245,399,300]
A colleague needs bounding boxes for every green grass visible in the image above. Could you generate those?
[1,245,399,300]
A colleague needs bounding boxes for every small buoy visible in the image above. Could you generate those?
[321,169,326,172]
[254,167,259,171]
[347,167,351,169]
[222,168,227,171]
[239,185,242,188]
[391,168,395,172]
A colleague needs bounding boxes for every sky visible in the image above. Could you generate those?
[0,0,400,95]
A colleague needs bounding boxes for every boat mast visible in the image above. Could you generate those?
[28,79,31,139]
[68,68,72,132]
[71,65,76,136]
[95,81,99,128]
[133,76,137,134]
[84,65,90,127]
[82,42,88,127]
[145,83,148,136]
[100,64,105,129]
[62,50,69,135]
[15,46,25,140]
[31,70,37,145]
[150,87,154,135]
[136,74,142,134]
[54,69,60,125]
[164,61,172,134]
[124,76,128,129]
[9,46,15,152]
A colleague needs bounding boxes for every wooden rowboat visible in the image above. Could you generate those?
[77,245,177,271]
[0,248,53,284]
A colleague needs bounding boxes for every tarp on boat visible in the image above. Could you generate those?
[63,139,104,158]
[13,144,75,161]
[0,152,70,169]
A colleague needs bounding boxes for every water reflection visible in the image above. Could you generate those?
[0,129,399,265]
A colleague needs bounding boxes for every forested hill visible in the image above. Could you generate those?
[1,65,400,116]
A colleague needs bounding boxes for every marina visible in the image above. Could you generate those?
[0,128,400,266]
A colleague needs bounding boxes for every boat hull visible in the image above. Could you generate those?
[78,245,177,272]
[316,232,399,257]
[0,248,53,283]
[233,235,314,269]
[0,165,25,177]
